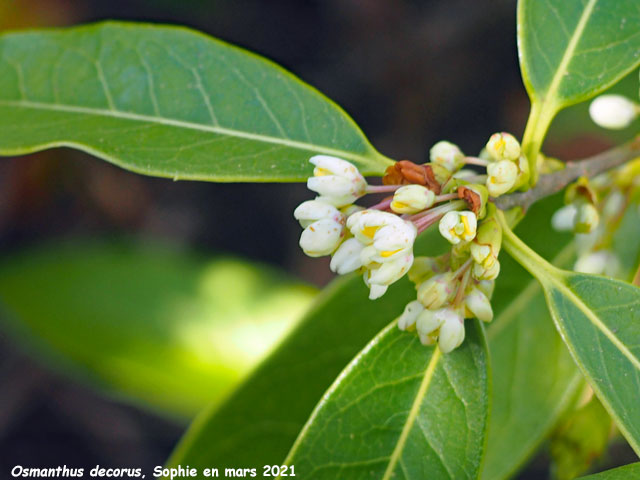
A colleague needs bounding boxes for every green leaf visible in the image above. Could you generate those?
[499,211,640,456]
[482,196,582,480]
[0,241,314,417]
[518,0,640,178]
[167,229,448,476]
[577,463,640,479]
[282,321,489,480]
[0,22,392,181]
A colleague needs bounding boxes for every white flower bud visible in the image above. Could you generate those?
[372,222,417,258]
[589,94,638,130]
[574,203,599,234]
[472,258,500,281]
[398,300,425,331]
[299,218,344,257]
[439,211,477,245]
[417,272,455,309]
[437,309,465,353]
[390,185,436,214]
[330,238,364,274]
[476,280,495,299]
[430,141,465,171]
[368,253,414,285]
[470,243,494,268]
[294,199,344,228]
[347,210,404,245]
[486,132,521,161]
[307,155,367,207]
[464,287,493,322]
[551,204,578,231]
[486,160,518,197]
[416,308,444,337]
[574,250,621,277]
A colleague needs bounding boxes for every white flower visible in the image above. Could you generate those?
[574,250,621,277]
[437,309,465,353]
[307,155,367,207]
[299,218,345,257]
[294,199,344,228]
[416,308,465,353]
[472,258,500,280]
[330,238,365,274]
[390,185,436,214]
[439,211,477,245]
[486,132,521,161]
[398,300,425,331]
[464,286,493,322]
[551,204,578,232]
[365,252,414,290]
[589,94,638,130]
[430,141,465,171]
[347,210,406,245]
[574,203,599,234]
[367,284,389,300]
[486,160,518,197]
[417,272,456,309]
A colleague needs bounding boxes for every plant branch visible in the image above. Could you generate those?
[494,136,640,211]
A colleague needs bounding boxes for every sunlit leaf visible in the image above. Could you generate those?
[0,242,314,417]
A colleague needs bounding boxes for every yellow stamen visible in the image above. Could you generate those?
[314,167,332,176]
[361,225,379,239]
[380,248,402,258]
[461,215,473,236]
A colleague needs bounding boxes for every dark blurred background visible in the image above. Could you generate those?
[0,0,630,477]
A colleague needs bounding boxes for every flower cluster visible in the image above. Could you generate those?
[294,132,534,352]
[552,159,640,277]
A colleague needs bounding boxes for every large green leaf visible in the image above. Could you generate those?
[0,242,314,417]
[0,22,392,181]
[167,230,448,477]
[500,212,640,456]
[518,0,640,177]
[282,321,488,480]
[578,463,640,479]
[482,197,582,480]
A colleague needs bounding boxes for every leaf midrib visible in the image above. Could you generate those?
[536,0,598,105]
[381,348,442,480]
[0,99,389,170]
[545,274,640,372]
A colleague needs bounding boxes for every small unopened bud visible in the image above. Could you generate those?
[574,250,620,277]
[430,141,465,172]
[439,211,477,245]
[486,132,521,161]
[551,204,578,232]
[417,272,456,309]
[472,258,500,280]
[574,203,599,234]
[307,155,367,207]
[437,309,466,353]
[398,300,424,331]
[464,287,493,322]
[589,94,638,130]
[408,256,447,284]
[487,160,518,197]
[294,199,344,228]
[299,218,345,257]
[330,237,364,274]
[391,185,436,214]
[470,216,502,268]
[476,280,495,299]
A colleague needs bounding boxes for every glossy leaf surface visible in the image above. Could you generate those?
[168,230,448,477]
[578,463,640,479]
[519,0,640,110]
[0,242,314,417]
[283,321,489,480]
[0,22,392,181]
[482,196,582,480]
[501,214,640,456]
